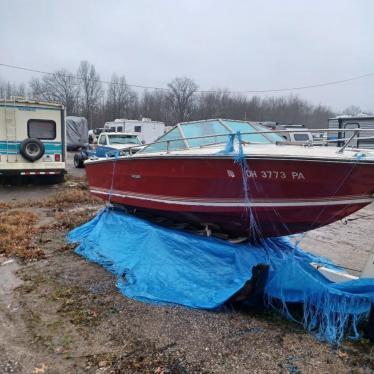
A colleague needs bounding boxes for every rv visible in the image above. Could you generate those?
[328,115,374,149]
[0,98,66,183]
[260,122,315,143]
[104,118,165,144]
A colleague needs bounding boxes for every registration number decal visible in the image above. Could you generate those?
[246,170,305,180]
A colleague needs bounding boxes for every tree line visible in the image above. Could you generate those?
[0,60,344,129]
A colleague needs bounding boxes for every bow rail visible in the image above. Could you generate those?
[96,127,374,157]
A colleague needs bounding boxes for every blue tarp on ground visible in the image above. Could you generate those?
[67,208,374,344]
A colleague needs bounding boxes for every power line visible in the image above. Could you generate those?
[200,71,374,94]
[0,63,169,91]
[1,62,373,94]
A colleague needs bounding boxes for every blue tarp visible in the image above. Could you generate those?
[68,208,374,344]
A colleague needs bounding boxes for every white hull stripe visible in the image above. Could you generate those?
[90,188,374,207]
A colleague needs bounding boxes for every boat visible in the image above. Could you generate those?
[84,119,374,237]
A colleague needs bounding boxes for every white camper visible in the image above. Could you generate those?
[328,115,374,149]
[0,98,66,182]
[104,118,165,144]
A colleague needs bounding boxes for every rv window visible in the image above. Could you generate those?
[134,126,142,133]
[110,127,116,132]
[117,126,123,132]
[28,120,56,140]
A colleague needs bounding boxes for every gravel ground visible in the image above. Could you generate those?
[0,180,373,373]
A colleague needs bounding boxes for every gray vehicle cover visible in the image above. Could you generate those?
[66,116,89,149]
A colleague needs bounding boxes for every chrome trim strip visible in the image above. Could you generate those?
[90,188,374,207]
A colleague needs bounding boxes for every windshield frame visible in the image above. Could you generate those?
[139,119,284,154]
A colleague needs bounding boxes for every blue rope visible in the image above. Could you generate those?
[221,131,262,242]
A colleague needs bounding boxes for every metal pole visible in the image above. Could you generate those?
[337,129,358,154]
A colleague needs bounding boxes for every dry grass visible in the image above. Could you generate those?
[41,187,102,230]
[0,201,10,210]
[0,185,102,260]
[52,209,98,230]
[41,188,101,209]
[0,210,44,260]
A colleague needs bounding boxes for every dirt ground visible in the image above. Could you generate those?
[0,152,84,204]
[0,171,373,373]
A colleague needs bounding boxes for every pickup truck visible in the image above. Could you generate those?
[74,132,143,168]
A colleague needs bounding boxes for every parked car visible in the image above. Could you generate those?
[74,132,143,168]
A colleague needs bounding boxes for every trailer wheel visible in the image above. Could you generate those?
[20,138,45,162]
[74,153,84,168]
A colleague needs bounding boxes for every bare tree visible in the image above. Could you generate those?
[0,79,26,99]
[29,69,79,114]
[138,90,170,123]
[106,74,137,119]
[341,105,362,116]
[29,77,44,99]
[17,63,335,129]
[166,77,198,123]
[77,61,102,128]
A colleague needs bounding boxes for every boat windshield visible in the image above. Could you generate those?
[108,134,140,145]
[140,119,284,153]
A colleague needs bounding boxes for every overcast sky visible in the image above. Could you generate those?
[1,0,374,112]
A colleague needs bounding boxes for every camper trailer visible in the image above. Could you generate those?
[104,118,165,144]
[0,98,66,183]
[66,116,88,151]
[328,115,374,149]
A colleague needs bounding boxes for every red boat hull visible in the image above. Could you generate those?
[85,156,374,237]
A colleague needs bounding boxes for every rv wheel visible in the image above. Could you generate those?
[20,138,45,162]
